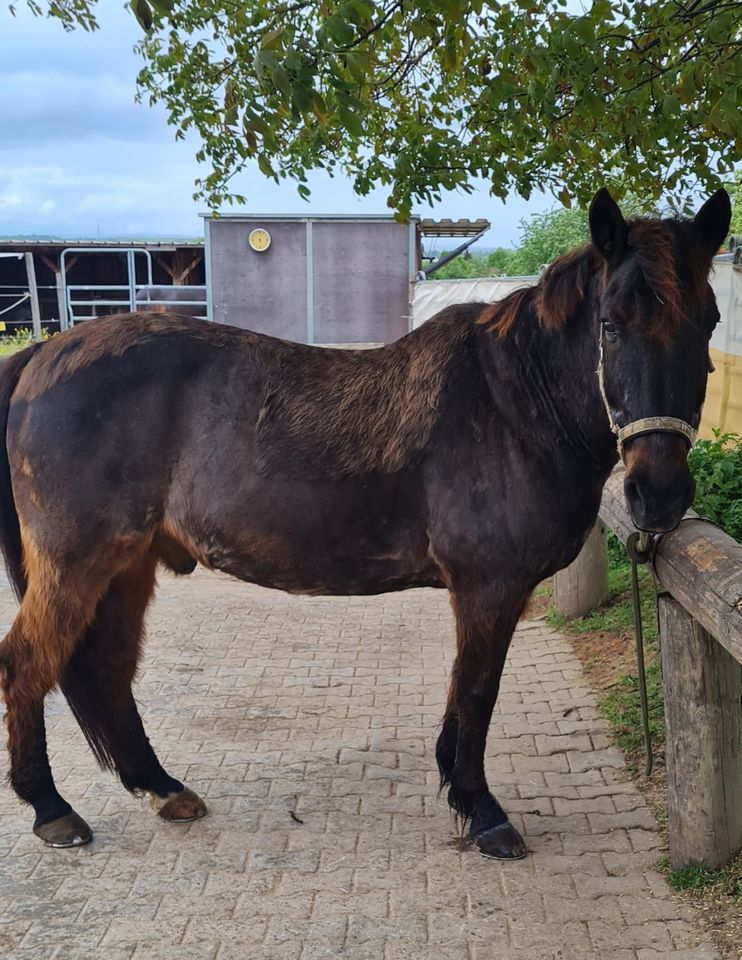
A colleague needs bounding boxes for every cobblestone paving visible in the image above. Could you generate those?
[0,569,721,959]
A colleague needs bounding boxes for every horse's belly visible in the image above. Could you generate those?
[186,476,442,596]
[216,548,443,596]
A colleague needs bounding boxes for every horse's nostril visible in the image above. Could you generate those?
[624,466,695,533]
[624,476,645,515]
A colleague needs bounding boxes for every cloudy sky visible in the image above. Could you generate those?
[0,3,554,246]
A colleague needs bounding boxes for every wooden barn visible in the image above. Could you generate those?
[0,240,205,334]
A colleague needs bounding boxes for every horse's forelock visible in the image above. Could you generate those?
[611,218,712,343]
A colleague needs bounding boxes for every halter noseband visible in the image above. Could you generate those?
[597,328,698,457]
[613,416,696,451]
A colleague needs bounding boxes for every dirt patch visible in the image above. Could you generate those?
[524,586,551,620]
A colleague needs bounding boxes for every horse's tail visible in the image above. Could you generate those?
[0,344,42,600]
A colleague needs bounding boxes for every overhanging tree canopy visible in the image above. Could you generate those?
[13,0,742,215]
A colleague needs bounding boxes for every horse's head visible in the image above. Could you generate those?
[589,187,731,533]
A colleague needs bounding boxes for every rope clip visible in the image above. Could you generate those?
[626,530,656,566]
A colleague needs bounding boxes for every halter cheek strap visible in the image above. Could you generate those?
[597,328,699,457]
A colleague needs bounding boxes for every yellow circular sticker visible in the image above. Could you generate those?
[248,228,271,252]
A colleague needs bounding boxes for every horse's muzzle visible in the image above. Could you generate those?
[622,436,695,534]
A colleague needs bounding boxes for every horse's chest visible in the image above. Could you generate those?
[426,450,605,580]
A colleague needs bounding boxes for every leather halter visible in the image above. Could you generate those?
[597,327,698,458]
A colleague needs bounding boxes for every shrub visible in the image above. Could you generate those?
[688,430,742,542]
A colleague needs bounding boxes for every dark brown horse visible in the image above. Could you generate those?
[0,189,730,859]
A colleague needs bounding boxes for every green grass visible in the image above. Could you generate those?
[601,658,664,754]
[546,545,657,643]
[658,855,742,899]
[688,431,742,543]
[0,329,45,356]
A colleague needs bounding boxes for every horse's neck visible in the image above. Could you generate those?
[485,300,618,474]
[540,303,618,472]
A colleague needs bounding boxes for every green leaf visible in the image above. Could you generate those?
[574,17,594,42]
[338,105,363,137]
[131,0,153,31]
[343,0,374,24]
[257,153,276,179]
[663,94,680,118]
[99,0,740,216]
[283,50,303,72]
[312,90,329,120]
[261,26,285,50]
[291,83,313,113]
[324,14,354,46]
[270,65,292,97]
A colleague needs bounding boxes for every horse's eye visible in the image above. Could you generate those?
[602,319,618,341]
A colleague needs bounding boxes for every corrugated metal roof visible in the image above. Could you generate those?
[200,213,488,238]
[418,218,490,237]
[0,239,203,252]
[200,212,419,222]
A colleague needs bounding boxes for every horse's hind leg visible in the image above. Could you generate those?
[437,578,529,861]
[60,555,206,823]
[0,567,100,846]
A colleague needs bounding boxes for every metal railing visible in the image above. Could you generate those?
[61,248,154,329]
[60,248,207,327]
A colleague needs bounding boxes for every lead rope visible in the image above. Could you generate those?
[625,530,655,777]
[624,516,725,778]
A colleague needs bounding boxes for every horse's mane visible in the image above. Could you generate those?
[478,217,711,342]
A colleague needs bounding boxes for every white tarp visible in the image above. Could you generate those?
[709,259,742,358]
[411,276,535,328]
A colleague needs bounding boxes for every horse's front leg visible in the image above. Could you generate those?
[437,578,528,860]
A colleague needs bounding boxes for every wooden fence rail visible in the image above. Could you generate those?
[559,467,742,870]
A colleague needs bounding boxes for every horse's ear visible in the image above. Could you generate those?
[692,189,731,257]
[589,188,628,265]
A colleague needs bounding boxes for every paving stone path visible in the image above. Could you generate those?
[0,569,722,960]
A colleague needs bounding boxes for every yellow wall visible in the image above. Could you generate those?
[701,347,742,438]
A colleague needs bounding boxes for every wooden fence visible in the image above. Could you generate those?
[557,467,742,870]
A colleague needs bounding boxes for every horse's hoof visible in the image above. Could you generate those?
[472,820,528,861]
[151,787,207,823]
[33,811,92,848]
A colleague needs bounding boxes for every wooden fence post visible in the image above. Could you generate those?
[658,593,742,869]
[553,521,609,619]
